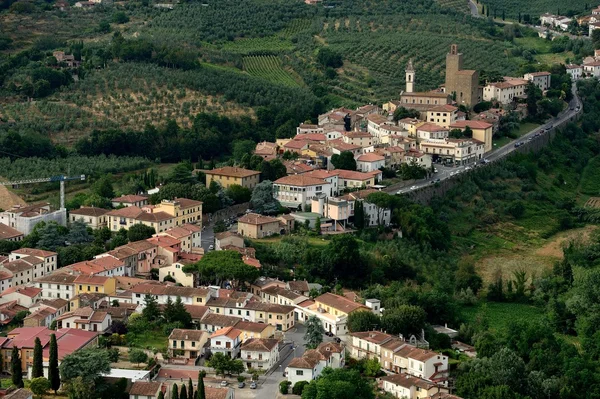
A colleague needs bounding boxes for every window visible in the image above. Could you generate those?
[191,342,196,347]
[216,341,221,346]
[296,370,304,376]
[173,340,177,348]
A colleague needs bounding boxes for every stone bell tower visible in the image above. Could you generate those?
[405,59,415,93]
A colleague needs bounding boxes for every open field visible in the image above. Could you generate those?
[243,55,303,87]
[461,302,545,332]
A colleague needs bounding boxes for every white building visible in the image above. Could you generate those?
[482,78,528,105]
[272,175,332,208]
[210,326,242,359]
[583,61,600,78]
[420,138,485,166]
[0,204,66,235]
[425,105,458,129]
[296,123,324,135]
[35,274,77,300]
[356,153,386,172]
[240,338,280,371]
[55,306,112,332]
[366,114,394,144]
[381,373,449,399]
[286,342,344,386]
[566,64,582,81]
[524,72,551,91]
[10,248,58,277]
[416,123,449,141]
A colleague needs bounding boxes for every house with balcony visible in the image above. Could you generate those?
[168,328,210,360]
[156,224,202,253]
[296,293,370,335]
[55,306,111,332]
[9,248,57,279]
[286,341,344,386]
[69,207,109,229]
[273,175,332,209]
[210,327,242,359]
[381,373,450,399]
[240,338,280,370]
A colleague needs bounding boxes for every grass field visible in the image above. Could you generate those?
[461,302,545,332]
[493,122,541,149]
[127,330,168,352]
[579,156,600,195]
[243,55,303,87]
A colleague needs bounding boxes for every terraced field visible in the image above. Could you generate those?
[243,55,303,87]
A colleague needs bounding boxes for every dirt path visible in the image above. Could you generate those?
[0,179,26,211]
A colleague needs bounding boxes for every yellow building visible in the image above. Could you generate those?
[235,321,277,342]
[205,167,261,190]
[449,120,493,153]
[106,206,174,233]
[237,213,284,239]
[73,275,116,296]
[426,105,458,129]
[158,262,194,287]
[154,198,203,227]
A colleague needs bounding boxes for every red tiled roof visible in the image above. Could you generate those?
[294,133,326,142]
[112,195,147,203]
[336,169,376,182]
[450,120,492,129]
[129,381,162,396]
[356,153,385,162]
[205,167,260,178]
[211,326,241,339]
[241,338,279,352]
[0,223,23,240]
[12,248,56,258]
[69,207,109,217]
[1,286,42,298]
[274,175,327,187]
[316,292,367,313]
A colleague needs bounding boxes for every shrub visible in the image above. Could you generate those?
[279,380,291,394]
[292,381,308,395]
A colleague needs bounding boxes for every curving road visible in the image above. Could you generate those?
[390,84,582,196]
[468,0,480,17]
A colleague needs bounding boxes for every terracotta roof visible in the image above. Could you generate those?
[401,91,449,98]
[205,387,230,399]
[215,231,242,240]
[136,211,173,223]
[170,197,202,209]
[299,123,319,129]
[73,275,109,284]
[335,169,375,182]
[169,328,209,341]
[381,373,437,390]
[238,213,279,225]
[294,133,326,142]
[0,270,12,280]
[316,292,367,313]
[129,381,162,396]
[35,274,77,284]
[1,286,42,298]
[161,225,200,239]
[287,280,309,292]
[0,223,23,240]
[366,114,389,124]
[351,331,394,345]
[331,141,362,152]
[526,71,551,76]
[429,394,463,399]
[146,235,180,247]
[317,341,343,354]
[201,313,241,328]
[284,140,310,150]
[211,326,241,339]
[356,153,385,162]
[205,167,260,178]
[106,206,144,218]
[69,207,109,217]
[12,248,56,258]
[339,188,379,202]
[3,259,36,273]
[241,338,279,352]
[428,104,457,112]
[37,298,69,309]
[112,195,147,203]
[130,284,209,298]
[244,302,294,314]
[449,120,492,130]
[234,321,271,334]
[288,349,321,369]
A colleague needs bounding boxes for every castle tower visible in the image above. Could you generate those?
[405,59,415,93]
[445,44,463,91]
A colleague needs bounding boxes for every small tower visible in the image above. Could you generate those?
[405,59,415,93]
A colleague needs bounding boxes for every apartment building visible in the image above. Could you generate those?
[286,341,344,386]
[10,248,57,278]
[69,206,109,229]
[273,175,332,208]
[168,328,210,359]
[296,293,370,335]
[205,167,261,190]
[240,338,280,370]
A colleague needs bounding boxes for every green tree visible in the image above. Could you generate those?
[188,377,194,399]
[250,180,280,214]
[180,384,188,399]
[11,346,23,388]
[304,315,324,349]
[36,222,66,251]
[98,20,111,33]
[364,358,381,377]
[314,217,321,234]
[59,348,111,382]
[172,296,192,327]
[330,151,357,171]
[32,337,44,378]
[168,162,195,184]
[316,48,343,68]
[127,224,156,242]
[301,368,374,399]
[353,201,365,229]
[158,392,165,399]
[293,381,309,395]
[112,11,129,24]
[348,311,381,332]
[30,377,50,398]
[392,107,420,122]
[172,383,179,399]
[592,28,600,49]
[49,334,60,393]
[382,305,427,336]
[232,140,256,162]
[67,220,92,245]
[129,348,148,366]
[206,352,231,377]
[225,184,251,204]
[197,370,206,399]
[92,175,115,199]
[142,294,161,322]
[279,380,291,395]
[185,250,260,289]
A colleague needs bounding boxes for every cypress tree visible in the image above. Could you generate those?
[158,392,165,399]
[502,10,505,20]
[172,383,179,399]
[49,334,60,393]
[11,346,23,388]
[180,384,188,399]
[197,371,206,399]
[32,337,43,378]
[188,377,194,399]
[518,12,521,23]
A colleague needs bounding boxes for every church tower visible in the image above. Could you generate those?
[405,59,415,93]
[445,44,463,93]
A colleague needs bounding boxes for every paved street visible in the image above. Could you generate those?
[200,224,214,252]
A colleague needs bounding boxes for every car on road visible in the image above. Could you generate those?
[324,331,333,337]
[238,382,245,388]
[433,168,438,173]
[334,337,342,343]
[208,245,214,250]
[250,382,257,389]
[570,107,574,111]
[220,381,228,387]
[410,185,418,190]
[465,166,472,171]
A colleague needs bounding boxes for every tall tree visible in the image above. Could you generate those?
[59,348,111,382]
[197,370,206,399]
[32,337,44,378]
[92,175,115,199]
[158,392,165,399]
[180,384,188,399]
[354,201,365,229]
[250,180,280,214]
[142,294,161,322]
[304,315,325,349]
[49,334,60,393]
[172,296,192,327]
[188,377,194,399]
[11,346,23,388]
[330,151,357,171]
[127,224,156,242]
[347,311,382,332]
[172,383,179,399]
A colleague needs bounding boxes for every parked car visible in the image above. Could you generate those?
[334,337,342,343]
[410,185,418,190]
[220,381,228,387]
[238,382,245,388]
[324,331,333,337]
[250,382,257,389]
[208,245,214,250]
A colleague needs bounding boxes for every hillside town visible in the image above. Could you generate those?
[0,40,582,399]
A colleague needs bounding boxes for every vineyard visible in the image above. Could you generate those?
[243,55,303,87]
[480,0,590,19]
[220,37,294,54]
[436,0,471,13]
